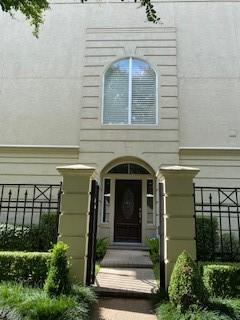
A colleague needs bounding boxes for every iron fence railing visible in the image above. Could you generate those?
[194,186,240,262]
[0,183,62,251]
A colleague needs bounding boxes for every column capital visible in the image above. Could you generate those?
[157,165,200,179]
[57,164,96,177]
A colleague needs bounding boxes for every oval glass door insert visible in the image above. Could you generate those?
[121,188,134,219]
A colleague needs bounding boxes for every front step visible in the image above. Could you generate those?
[94,286,155,299]
[100,249,153,268]
[108,244,149,251]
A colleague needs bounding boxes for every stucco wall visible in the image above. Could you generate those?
[0,0,240,184]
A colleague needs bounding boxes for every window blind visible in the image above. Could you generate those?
[131,59,156,124]
[103,58,156,125]
[103,59,129,124]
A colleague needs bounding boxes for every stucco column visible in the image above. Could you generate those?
[57,164,96,284]
[157,166,200,288]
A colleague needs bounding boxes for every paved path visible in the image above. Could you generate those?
[95,249,157,297]
[91,298,157,320]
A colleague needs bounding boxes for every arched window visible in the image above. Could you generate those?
[108,163,150,174]
[103,57,157,125]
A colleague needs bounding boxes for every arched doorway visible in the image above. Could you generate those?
[99,160,156,245]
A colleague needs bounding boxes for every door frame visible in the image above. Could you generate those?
[100,174,156,245]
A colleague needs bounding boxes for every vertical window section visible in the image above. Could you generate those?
[147,179,154,224]
[103,179,111,223]
[132,59,156,124]
[103,59,129,124]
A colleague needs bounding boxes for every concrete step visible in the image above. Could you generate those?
[94,286,155,299]
[108,245,149,251]
[100,249,153,268]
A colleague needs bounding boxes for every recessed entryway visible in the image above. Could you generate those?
[99,159,157,245]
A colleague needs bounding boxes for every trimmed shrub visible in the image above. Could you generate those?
[203,264,240,297]
[0,224,39,251]
[0,213,58,252]
[44,241,71,297]
[168,251,207,311]
[0,251,50,287]
[146,237,159,263]
[38,213,59,251]
[221,233,240,261]
[96,238,108,261]
[196,217,219,261]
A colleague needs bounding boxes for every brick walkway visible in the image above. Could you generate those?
[92,298,157,320]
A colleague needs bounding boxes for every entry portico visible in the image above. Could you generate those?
[98,157,157,246]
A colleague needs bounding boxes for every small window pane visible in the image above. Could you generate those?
[103,179,111,223]
[147,179,154,224]
[108,163,150,174]
[103,59,129,124]
[132,59,156,124]
[108,164,129,174]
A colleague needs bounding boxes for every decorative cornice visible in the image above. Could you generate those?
[158,165,200,177]
[0,145,80,155]
[180,147,240,156]
[57,164,96,176]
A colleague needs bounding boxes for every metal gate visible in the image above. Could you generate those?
[86,179,99,286]
[159,182,166,291]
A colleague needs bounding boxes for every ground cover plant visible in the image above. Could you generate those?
[0,282,96,320]
[0,241,96,320]
[156,298,240,320]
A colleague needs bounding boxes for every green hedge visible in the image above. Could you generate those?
[203,264,240,297]
[196,217,219,261]
[0,251,51,287]
[0,213,58,252]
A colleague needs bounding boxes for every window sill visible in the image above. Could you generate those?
[101,124,160,130]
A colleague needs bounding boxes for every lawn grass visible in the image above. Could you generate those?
[0,282,96,320]
[156,298,240,320]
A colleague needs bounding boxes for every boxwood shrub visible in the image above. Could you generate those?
[0,213,58,252]
[196,217,219,261]
[168,251,207,311]
[203,264,240,297]
[0,251,51,287]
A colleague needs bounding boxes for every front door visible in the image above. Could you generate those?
[114,180,142,243]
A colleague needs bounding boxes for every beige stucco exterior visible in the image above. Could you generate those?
[57,164,96,283]
[1,0,240,247]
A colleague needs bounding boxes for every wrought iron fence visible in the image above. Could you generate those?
[194,186,240,262]
[0,183,62,251]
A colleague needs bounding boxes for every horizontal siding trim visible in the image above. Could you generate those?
[180,147,240,157]
[0,145,79,155]
[86,27,176,34]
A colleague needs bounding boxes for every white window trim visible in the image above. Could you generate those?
[102,57,158,126]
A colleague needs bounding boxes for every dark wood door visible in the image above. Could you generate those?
[114,180,142,243]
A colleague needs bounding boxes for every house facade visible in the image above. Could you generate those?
[1,0,240,245]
